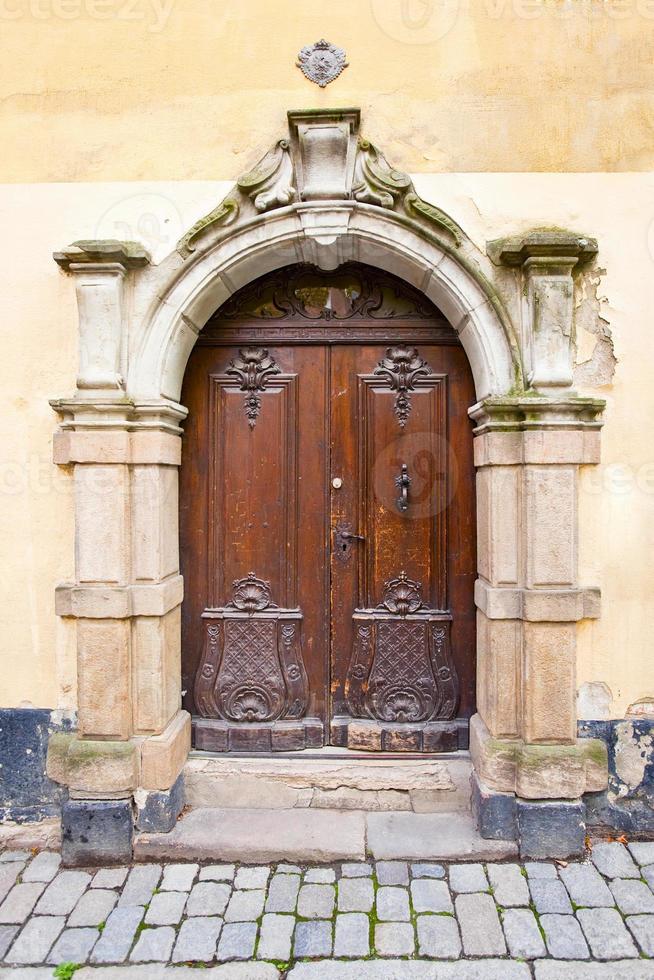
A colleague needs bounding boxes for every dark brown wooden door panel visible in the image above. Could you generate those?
[180,264,476,753]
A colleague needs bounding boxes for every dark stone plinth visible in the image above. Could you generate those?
[0,707,75,822]
[62,799,133,866]
[471,771,517,841]
[579,717,654,835]
[136,773,185,833]
[517,799,586,859]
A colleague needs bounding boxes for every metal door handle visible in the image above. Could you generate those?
[395,463,411,512]
[340,531,365,541]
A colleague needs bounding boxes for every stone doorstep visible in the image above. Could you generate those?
[183,751,472,813]
[133,807,518,863]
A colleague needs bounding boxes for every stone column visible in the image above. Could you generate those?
[49,243,190,865]
[470,231,608,858]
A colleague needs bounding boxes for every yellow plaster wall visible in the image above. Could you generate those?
[0,0,653,180]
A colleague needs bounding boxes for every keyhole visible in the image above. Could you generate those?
[342,543,347,552]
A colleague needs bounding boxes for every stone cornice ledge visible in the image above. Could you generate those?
[53,239,151,271]
[469,396,605,433]
[50,397,188,435]
[55,576,184,619]
[475,580,601,622]
[488,231,598,267]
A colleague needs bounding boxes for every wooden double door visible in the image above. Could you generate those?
[180,265,476,753]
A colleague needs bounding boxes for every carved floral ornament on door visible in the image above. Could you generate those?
[49,107,608,859]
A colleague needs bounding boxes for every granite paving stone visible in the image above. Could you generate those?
[217,921,258,961]
[333,912,370,957]
[577,907,639,959]
[130,925,175,962]
[628,843,654,866]
[341,862,372,878]
[90,906,145,963]
[0,865,22,905]
[627,914,654,956]
[487,864,530,906]
[68,888,118,927]
[172,915,222,963]
[502,908,547,959]
[91,867,128,889]
[5,916,65,964]
[225,888,266,922]
[456,893,506,956]
[411,863,446,878]
[524,862,558,879]
[449,863,488,893]
[144,890,188,925]
[266,873,301,912]
[35,870,91,915]
[338,876,374,912]
[257,913,295,960]
[186,881,231,917]
[376,861,409,885]
[540,913,590,959]
[410,878,453,913]
[277,864,302,875]
[374,921,415,956]
[234,866,271,889]
[297,883,335,919]
[199,864,236,881]
[160,863,198,892]
[117,865,161,906]
[376,885,410,921]
[0,882,46,924]
[47,927,99,965]
[293,919,333,957]
[529,878,573,914]
[533,963,654,980]
[0,925,18,960]
[304,869,334,883]
[643,865,654,892]
[416,913,461,958]
[559,863,614,907]
[0,852,29,863]
[611,877,654,914]
[21,852,60,883]
[591,842,640,879]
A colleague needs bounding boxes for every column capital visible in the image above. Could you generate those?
[53,239,150,272]
[490,231,598,268]
[470,395,605,432]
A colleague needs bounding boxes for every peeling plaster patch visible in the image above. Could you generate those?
[614,721,653,793]
[627,699,654,719]
[577,681,612,720]
[573,265,616,387]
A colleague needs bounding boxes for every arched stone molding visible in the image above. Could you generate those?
[49,108,607,863]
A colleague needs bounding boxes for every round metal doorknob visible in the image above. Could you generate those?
[332,477,343,489]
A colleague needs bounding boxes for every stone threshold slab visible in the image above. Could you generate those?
[0,968,280,980]
[287,963,530,979]
[134,807,517,863]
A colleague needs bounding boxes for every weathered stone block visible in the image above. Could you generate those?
[140,709,191,791]
[517,798,586,859]
[61,799,133,866]
[471,770,517,841]
[65,737,139,796]
[135,772,184,833]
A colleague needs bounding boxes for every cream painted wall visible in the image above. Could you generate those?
[0,0,653,180]
[2,173,653,717]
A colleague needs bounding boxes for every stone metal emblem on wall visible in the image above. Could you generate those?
[296,39,348,87]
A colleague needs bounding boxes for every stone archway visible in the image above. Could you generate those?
[49,108,607,864]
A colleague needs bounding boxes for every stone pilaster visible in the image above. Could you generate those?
[469,396,606,810]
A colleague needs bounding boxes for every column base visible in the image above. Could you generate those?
[135,772,185,833]
[471,772,586,858]
[62,798,133,866]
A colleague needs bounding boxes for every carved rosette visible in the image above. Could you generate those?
[374,346,432,427]
[344,573,459,724]
[226,348,281,428]
[194,575,309,725]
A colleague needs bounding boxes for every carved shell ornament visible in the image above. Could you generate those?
[296,39,348,87]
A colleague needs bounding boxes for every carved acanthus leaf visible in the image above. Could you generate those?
[374,346,432,427]
[226,347,281,428]
[237,139,295,213]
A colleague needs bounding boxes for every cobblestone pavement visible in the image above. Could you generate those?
[2,841,654,977]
